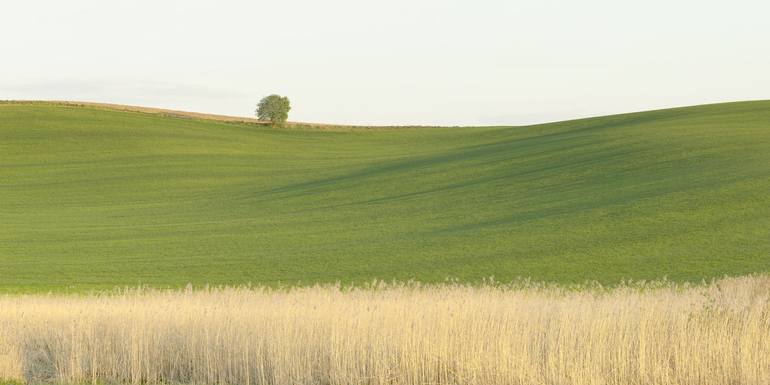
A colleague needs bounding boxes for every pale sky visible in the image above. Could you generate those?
[2,0,769,126]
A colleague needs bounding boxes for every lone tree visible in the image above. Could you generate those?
[256,94,291,125]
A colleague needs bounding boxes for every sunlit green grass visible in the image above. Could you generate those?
[1,101,769,292]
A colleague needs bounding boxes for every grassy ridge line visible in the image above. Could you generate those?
[1,101,769,291]
[0,100,444,130]
[2,99,762,129]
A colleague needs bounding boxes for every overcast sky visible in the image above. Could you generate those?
[2,0,769,126]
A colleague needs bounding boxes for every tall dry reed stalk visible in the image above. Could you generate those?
[1,277,769,385]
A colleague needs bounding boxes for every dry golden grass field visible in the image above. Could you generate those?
[1,276,769,385]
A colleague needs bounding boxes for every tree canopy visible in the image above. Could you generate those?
[256,95,291,125]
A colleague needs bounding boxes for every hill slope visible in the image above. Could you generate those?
[1,101,769,291]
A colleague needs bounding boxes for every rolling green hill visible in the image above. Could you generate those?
[1,101,769,292]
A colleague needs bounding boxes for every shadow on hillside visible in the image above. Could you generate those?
[247,113,665,202]
[430,173,751,234]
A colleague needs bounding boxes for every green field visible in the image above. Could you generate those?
[1,101,769,292]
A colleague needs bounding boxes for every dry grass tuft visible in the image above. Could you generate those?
[1,277,769,385]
